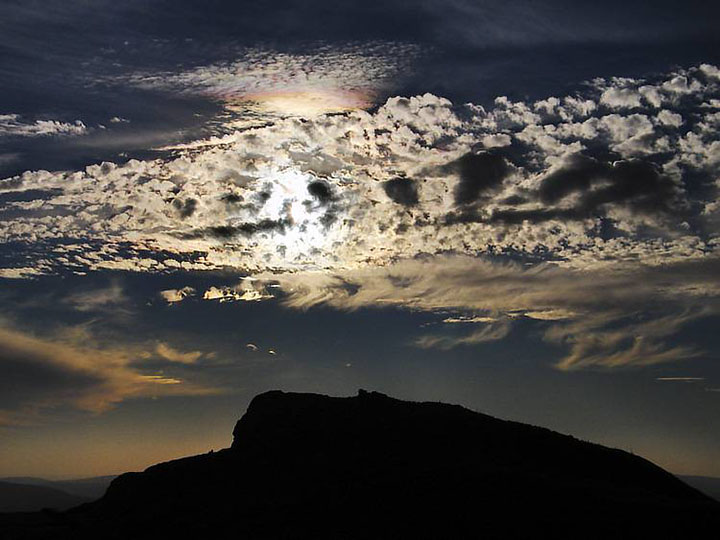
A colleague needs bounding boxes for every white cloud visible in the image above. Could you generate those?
[442,316,498,324]
[600,87,643,109]
[524,309,575,321]
[160,286,196,303]
[0,267,45,279]
[203,279,272,302]
[657,110,683,127]
[0,64,717,291]
[0,114,87,138]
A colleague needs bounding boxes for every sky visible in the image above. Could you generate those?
[1,0,720,479]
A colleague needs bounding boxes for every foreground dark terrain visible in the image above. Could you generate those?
[1,390,718,539]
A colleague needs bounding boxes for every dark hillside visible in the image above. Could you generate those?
[2,390,718,539]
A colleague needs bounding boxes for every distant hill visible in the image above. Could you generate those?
[0,482,89,513]
[1,390,718,539]
[0,477,115,501]
[680,476,720,502]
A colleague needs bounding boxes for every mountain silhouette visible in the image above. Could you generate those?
[1,390,718,539]
[0,482,90,513]
[0,477,116,502]
[680,476,720,503]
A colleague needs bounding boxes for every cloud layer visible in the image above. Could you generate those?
[113,44,419,126]
[1,64,718,277]
[260,255,719,370]
[0,62,719,371]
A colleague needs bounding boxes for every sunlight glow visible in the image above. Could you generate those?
[228,88,373,118]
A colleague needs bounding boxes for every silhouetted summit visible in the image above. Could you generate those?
[2,390,719,539]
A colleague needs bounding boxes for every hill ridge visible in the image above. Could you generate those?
[2,390,719,539]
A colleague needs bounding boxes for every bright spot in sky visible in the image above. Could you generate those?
[229,88,374,117]
[252,168,338,262]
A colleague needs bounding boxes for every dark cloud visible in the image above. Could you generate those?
[581,160,681,215]
[383,178,419,206]
[307,180,332,204]
[500,194,528,206]
[173,198,197,218]
[539,154,610,204]
[221,193,244,204]
[178,219,289,240]
[210,219,287,238]
[447,152,510,206]
[488,207,583,225]
[319,211,338,228]
[491,155,685,224]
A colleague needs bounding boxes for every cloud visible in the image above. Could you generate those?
[383,178,419,206]
[0,114,87,138]
[0,267,44,279]
[600,87,643,109]
[154,342,204,365]
[260,255,720,370]
[0,324,215,425]
[0,63,717,281]
[112,43,419,126]
[415,319,511,350]
[203,279,272,302]
[523,309,575,321]
[307,180,333,204]
[160,287,196,303]
[483,154,686,225]
[442,316,498,324]
[437,151,511,206]
[64,282,128,312]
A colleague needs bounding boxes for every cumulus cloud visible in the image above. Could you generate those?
[203,279,272,302]
[600,87,643,109]
[0,267,44,279]
[0,114,87,137]
[1,64,718,279]
[0,63,719,372]
[160,286,196,303]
